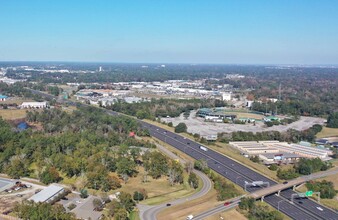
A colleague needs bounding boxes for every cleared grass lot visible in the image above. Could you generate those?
[118,166,198,206]
[316,127,338,138]
[157,187,221,220]
[205,209,247,220]
[0,109,27,120]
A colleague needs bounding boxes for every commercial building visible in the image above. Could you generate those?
[262,142,332,159]
[196,108,236,120]
[29,184,64,203]
[21,101,48,109]
[230,140,333,164]
[259,153,301,164]
[221,92,232,101]
[229,141,279,155]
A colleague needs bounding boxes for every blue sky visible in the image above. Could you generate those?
[1,0,338,64]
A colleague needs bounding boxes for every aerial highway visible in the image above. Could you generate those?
[29,89,338,220]
[141,123,338,220]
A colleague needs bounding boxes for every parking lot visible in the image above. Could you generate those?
[0,178,45,214]
[162,111,326,136]
[0,178,15,193]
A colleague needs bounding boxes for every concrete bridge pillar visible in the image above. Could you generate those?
[261,196,264,202]
[293,185,296,191]
[277,190,281,196]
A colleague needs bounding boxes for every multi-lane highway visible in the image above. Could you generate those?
[28,89,338,220]
[141,123,338,220]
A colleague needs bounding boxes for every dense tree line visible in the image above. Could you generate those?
[0,82,44,101]
[107,98,227,120]
[218,124,323,143]
[251,100,330,117]
[239,197,283,220]
[327,112,338,128]
[277,158,332,180]
[14,201,76,220]
[0,106,156,192]
[246,67,338,117]
[305,180,336,199]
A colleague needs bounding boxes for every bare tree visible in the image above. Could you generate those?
[185,161,194,174]
[122,173,129,184]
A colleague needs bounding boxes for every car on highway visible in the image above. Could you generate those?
[224,201,232,206]
[283,181,288,184]
[186,215,194,220]
[166,203,171,206]
[316,207,323,211]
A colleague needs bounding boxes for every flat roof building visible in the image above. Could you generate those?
[21,101,48,109]
[259,153,301,164]
[0,178,15,192]
[29,184,64,203]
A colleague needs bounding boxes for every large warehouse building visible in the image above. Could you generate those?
[230,140,333,164]
[29,184,64,203]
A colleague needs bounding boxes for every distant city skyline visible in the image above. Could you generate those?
[1,0,338,64]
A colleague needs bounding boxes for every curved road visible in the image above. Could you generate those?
[138,143,212,220]
[139,169,211,220]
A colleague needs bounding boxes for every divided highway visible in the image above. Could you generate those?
[28,89,338,220]
[141,123,338,220]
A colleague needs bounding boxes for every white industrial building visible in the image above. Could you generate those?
[230,141,333,163]
[21,101,48,109]
[29,184,64,203]
[221,92,232,101]
[261,141,332,159]
[229,141,279,155]
[259,153,301,164]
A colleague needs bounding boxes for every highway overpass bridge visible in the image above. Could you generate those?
[250,167,338,201]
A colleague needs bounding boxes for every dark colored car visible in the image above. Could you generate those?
[283,181,288,184]
[224,201,232,206]
[166,203,171,206]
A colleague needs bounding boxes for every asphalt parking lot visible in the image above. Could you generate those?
[0,178,15,193]
[162,111,326,136]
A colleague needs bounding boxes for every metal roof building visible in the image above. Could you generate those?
[29,184,64,203]
[0,178,15,192]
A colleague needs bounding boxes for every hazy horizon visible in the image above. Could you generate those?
[1,1,338,64]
